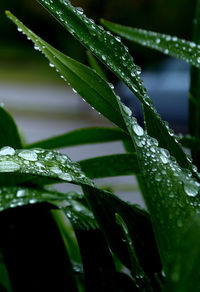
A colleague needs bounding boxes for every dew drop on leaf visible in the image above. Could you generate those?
[0,161,20,172]
[18,150,38,161]
[132,124,144,136]
[184,182,199,197]
[0,146,15,156]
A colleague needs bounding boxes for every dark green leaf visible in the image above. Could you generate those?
[64,208,119,292]
[0,107,22,149]
[117,100,200,271]
[82,185,162,289]
[180,135,200,152]
[164,215,200,292]
[25,127,129,149]
[6,11,126,131]
[34,0,194,175]
[79,154,139,179]
[87,51,107,81]
[115,213,151,290]
[101,19,200,69]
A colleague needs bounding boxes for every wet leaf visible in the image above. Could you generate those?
[34,0,194,175]
[101,19,200,68]
[6,11,126,131]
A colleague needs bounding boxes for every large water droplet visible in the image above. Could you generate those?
[132,124,144,136]
[0,161,20,172]
[184,182,199,197]
[0,146,15,156]
[18,150,38,161]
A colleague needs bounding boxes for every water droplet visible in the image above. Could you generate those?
[155,173,162,182]
[0,146,15,156]
[34,44,41,51]
[49,62,54,68]
[197,57,200,64]
[50,167,62,174]
[184,182,199,197]
[18,150,38,161]
[132,124,144,136]
[122,104,132,116]
[16,189,26,197]
[58,173,73,182]
[156,38,160,44]
[76,7,83,14]
[0,161,20,172]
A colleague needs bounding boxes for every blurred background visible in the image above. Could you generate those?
[0,0,197,206]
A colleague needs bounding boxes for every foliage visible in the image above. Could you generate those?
[0,0,200,291]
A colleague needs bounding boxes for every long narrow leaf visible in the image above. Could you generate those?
[64,208,119,292]
[25,127,129,149]
[79,154,139,179]
[117,99,200,271]
[101,19,200,69]
[34,0,194,175]
[6,11,126,131]
[0,107,22,149]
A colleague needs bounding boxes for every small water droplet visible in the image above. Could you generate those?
[16,189,26,197]
[58,172,73,182]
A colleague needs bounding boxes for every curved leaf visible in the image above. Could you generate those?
[87,51,107,81]
[79,154,139,179]
[117,99,200,271]
[0,107,22,149]
[6,11,126,131]
[33,1,194,175]
[101,19,200,68]
[64,208,119,292]
[25,127,129,149]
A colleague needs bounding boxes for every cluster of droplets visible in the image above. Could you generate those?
[0,185,87,214]
[39,0,148,97]
[131,28,200,67]
[119,99,200,207]
[0,146,92,187]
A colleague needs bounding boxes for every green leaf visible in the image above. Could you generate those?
[64,208,119,292]
[180,135,200,152]
[6,11,126,131]
[34,0,193,175]
[25,127,129,149]
[0,107,22,149]
[87,51,107,81]
[0,147,94,187]
[164,215,200,292]
[0,186,84,212]
[115,213,152,290]
[117,100,200,271]
[82,185,162,289]
[101,19,200,69]
[79,154,139,179]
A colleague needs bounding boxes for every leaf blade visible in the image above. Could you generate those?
[101,19,200,68]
